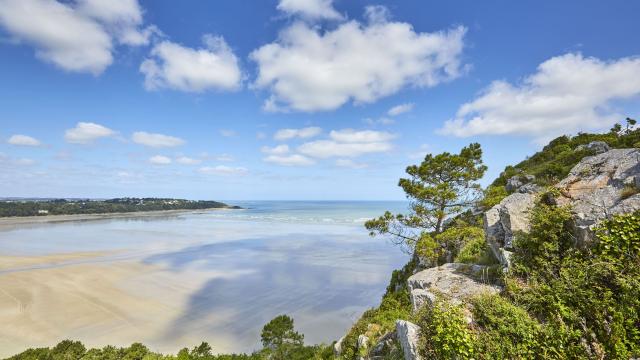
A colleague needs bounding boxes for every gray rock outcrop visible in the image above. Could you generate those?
[396,320,421,360]
[575,141,610,154]
[333,336,344,356]
[407,263,500,311]
[506,174,536,193]
[556,148,640,245]
[484,192,536,265]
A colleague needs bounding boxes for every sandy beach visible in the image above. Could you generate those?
[0,252,243,357]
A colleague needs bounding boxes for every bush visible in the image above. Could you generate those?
[416,298,475,359]
[471,294,541,359]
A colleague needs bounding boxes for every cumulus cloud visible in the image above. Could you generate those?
[277,0,342,20]
[336,158,368,169]
[274,127,322,141]
[176,156,201,165]
[64,122,115,144]
[251,7,466,112]
[0,0,153,74]
[14,158,36,166]
[140,34,242,92]
[264,154,315,166]
[298,129,395,158]
[198,165,248,176]
[364,117,395,126]
[388,103,414,116]
[149,155,171,165]
[329,129,395,143]
[439,53,640,143]
[7,134,41,146]
[261,144,290,155]
[132,131,185,147]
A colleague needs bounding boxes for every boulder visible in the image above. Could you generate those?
[369,331,396,358]
[506,174,536,193]
[556,148,640,245]
[396,320,421,360]
[357,334,369,351]
[575,141,610,154]
[407,263,500,311]
[484,192,536,265]
[333,336,344,356]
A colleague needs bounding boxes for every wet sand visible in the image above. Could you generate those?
[0,253,243,357]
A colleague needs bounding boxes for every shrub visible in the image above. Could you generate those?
[416,298,475,359]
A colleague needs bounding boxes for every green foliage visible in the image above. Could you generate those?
[490,119,640,189]
[366,143,487,254]
[435,224,485,263]
[594,211,640,263]
[416,298,475,360]
[471,294,542,359]
[259,315,307,360]
[454,235,496,265]
[510,195,574,280]
[260,315,304,349]
[478,185,508,210]
[0,198,233,217]
[505,210,640,358]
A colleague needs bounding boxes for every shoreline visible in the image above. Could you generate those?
[0,207,240,229]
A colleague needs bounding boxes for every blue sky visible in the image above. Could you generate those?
[0,0,639,200]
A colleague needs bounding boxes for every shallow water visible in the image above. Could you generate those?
[0,201,409,354]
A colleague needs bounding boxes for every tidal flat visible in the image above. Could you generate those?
[0,201,407,357]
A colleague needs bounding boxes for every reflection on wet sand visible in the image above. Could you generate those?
[0,204,407,357]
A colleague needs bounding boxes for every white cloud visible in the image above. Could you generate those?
[176,156,201,165]
[149,155,171,165]
[298,140,392,158]
[408,143,431,159]
[0,0,152,74]
[14,158,36,166]
[251,8,466,112]
[219,129,237,137]
[64,122,115,144]
[439,53,640,143]
[298,129,395,158]
[264,154,315,166]
[7,134,41,146]
[76,0,156,46]
[261,144,290,155]
[336,158,368,169]
[274,127,322,141]
[388,103,414,116]
[132,131,185,147]
[364,117,395,126]
[277,0,342,20]
[214,154,235,162]
[329,129,395,143]
[140,34,242,92]
[198,165,248,176]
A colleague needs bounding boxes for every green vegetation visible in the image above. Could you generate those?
[0,198,236,217]
[416,297,475,359]
[365,143,487,258]
[491,117,640,191]
[7,316,333,360]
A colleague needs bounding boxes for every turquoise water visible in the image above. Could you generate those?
[0,201,409,352]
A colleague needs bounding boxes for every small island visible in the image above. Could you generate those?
[0,197,240,218]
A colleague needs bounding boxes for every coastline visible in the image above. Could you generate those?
[0,207,240,230]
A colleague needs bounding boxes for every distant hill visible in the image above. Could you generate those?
[0,197,239,217]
